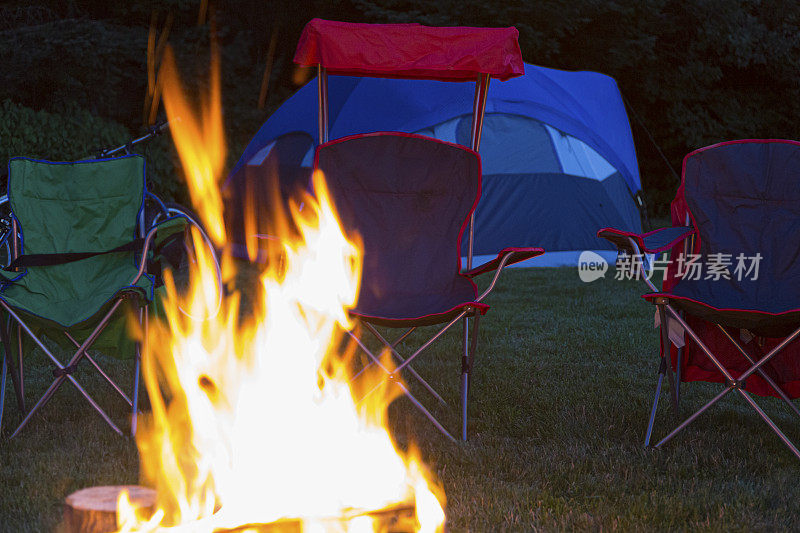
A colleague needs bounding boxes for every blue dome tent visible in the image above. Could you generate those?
[224,63,642,266]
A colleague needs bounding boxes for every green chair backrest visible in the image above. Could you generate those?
[9,156,144,257]
[7,156,146,307]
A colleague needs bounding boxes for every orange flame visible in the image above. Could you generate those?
[159,45,226,246]
[118,43,445,533]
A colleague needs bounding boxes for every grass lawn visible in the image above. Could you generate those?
[1,266,798,531]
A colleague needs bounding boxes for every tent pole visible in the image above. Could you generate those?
[317,66,329,144]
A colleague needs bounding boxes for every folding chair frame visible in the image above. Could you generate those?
[348,252,516,442]
[1,294,139,437]
[319,68,503,443]
[622,236,800,460]
[0,315,24,432]
[0,213,221,438]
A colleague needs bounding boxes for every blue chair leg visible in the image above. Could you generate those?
[131,308,146,437]
[645,358,666,447]
[0,318,24,418]
[657,302,679,416]
[461,313,480,442]
[0,349,6,433]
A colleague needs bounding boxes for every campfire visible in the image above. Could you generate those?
[112,48,445,532]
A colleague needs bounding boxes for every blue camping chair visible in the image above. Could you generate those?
[317,133,543,441]
[0,155,218,437]
[292,18,543,441]
[598,139,800,459]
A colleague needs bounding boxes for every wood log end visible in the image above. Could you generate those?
[61,485,156,533]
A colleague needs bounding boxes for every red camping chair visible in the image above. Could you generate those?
[599,140,800,459]
[295,19,544,441]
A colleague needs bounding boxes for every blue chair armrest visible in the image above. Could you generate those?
[464,247,545,278]
[597,226,694,255]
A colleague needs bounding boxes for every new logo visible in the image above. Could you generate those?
[578,251,608,282]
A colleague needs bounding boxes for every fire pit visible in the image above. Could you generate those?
[62,486,418,533]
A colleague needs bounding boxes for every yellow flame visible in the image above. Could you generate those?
[159,45,226,246]
[119,43,445,533]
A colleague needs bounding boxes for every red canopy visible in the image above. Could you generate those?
[294,19,524,82]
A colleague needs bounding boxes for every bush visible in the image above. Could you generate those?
[0,19,152,127]
[0,99,185,202]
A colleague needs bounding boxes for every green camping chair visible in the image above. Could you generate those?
[0,155,210,437]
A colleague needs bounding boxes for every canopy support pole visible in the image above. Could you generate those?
[317,66,329,144]
[466,73,489,271]
[461,73,489,441]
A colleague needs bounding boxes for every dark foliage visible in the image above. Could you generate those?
[0,99,184,202]
[1,0,797,216]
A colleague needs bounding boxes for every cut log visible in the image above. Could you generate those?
[61,485,156,533]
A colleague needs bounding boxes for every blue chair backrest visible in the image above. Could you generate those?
[682,140,800,307]
[315,133,481,307]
